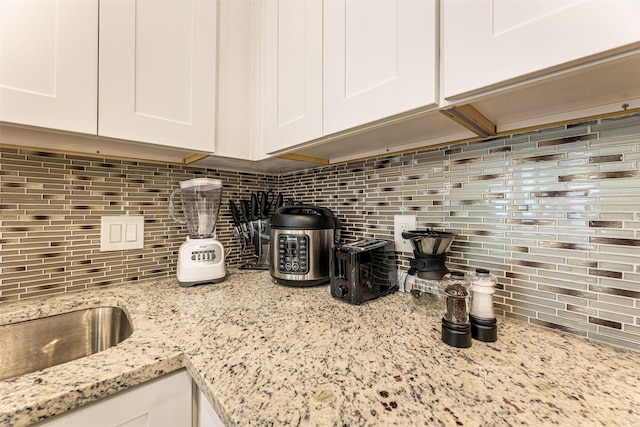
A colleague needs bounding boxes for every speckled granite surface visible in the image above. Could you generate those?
[1,269,639,426]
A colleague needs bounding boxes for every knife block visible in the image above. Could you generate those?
[241,219,271,270]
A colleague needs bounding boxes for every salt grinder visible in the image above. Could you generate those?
[469,268,498,342]
[441,271,472,348]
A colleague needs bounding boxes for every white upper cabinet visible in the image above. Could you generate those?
[443,0,640,100]
[261,0,323,154]
[0,0,98,134]
[215,0,261,161]
[99,0,218,152]
[262,0,438,155]
[1,0,218,155]
[323,0,438,135]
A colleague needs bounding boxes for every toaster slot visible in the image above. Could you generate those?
[334,250,349,281]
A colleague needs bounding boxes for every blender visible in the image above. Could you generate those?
[403,229,457,307]
[168,178,226,287]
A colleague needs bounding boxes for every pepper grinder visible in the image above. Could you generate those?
[441,271,472,348]
[469,268,498,342]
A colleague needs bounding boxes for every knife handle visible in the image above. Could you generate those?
[250,193,259,220]
[274,193,284,213]
[229,201,241,226]
[240,199,250,222]
[259,191,268,219]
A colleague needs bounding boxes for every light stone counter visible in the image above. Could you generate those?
[1,269,639,426]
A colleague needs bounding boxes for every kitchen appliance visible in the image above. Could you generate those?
[270,205,340,287]
[403,229,457,279]
[403,229,457,307]
[330,238,398,305]
[168,178,226,287]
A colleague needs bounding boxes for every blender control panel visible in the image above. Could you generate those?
[181,242,222,267]
[190,249,218,262]
[278,235,309,274]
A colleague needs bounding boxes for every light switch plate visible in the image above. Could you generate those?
[100,215,144,251]
[394,215,416,253]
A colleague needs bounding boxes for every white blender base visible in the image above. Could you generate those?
[176,237,226,287]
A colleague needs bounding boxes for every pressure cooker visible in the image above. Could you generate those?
[270,205,340,287]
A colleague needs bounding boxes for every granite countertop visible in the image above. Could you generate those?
[1,269,639,426]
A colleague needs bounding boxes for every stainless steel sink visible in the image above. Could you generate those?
[0,306,133,381]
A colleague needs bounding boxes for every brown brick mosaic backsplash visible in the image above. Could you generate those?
[278,113,640,350]
[1,112,640,350]
[0,149,277,300]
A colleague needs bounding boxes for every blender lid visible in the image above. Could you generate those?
[179,178,222,189]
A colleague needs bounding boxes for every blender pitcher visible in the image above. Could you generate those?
[168,178,226,287]
[168,178,222,238]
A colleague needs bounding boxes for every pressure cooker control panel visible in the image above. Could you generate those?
[277,235,309,275]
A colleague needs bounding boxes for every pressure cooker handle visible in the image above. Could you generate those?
[274,205,334,218]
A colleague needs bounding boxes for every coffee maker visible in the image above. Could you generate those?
[168,178,226,287]
[403,229,457,303]
[403,230,457,279]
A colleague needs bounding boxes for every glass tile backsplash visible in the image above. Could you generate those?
[277,113,640,351]
[0,154,277,300]
[1,112,639,350]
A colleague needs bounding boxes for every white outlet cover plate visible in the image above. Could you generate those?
[394,215,416,253]
[100,215,144,251]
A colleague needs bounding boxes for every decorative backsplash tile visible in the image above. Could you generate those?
[1,112,639,350]
[278,112,640,351]
[0,150,277,300]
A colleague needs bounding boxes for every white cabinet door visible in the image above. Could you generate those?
[196,388,225,427]
[0,0,98,134]
[323,0,438,136]
[443,0,640,100]
[216,0,260,161]
[262,0,323,154]
[36,370,192,427]
[99,0,218,152]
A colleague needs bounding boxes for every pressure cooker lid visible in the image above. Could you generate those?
[271,205,338,230]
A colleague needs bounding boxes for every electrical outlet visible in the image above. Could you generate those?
[394,215,416,253]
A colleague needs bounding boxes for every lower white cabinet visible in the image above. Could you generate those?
[196,388,226,427]
[34,370,223,427]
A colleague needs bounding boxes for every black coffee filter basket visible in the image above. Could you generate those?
[402,229,457,255]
